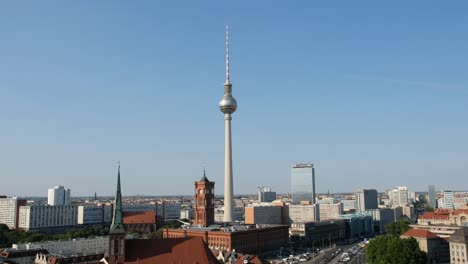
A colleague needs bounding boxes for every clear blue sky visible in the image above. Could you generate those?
[1,1,467,197]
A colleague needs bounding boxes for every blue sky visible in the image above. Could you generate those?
[1,1,467,196]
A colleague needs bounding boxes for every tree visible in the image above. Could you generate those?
[149,228,163,239]
[366,235,426,264]
[386,220,410,236]
[425,206,434,212]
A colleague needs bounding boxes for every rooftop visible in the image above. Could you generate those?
[123,211,156,224]
[402,229,439,239]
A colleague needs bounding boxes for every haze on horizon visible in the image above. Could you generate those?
[1,1,467,197]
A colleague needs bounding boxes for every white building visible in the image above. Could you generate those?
[180,208,194,220]
[18,205,77,231]
[449,227,468,264]
[443,191,455,209]
[316,197,337,204]
[0,197,26,229]
[288,204,320,223]
[13,236,108,256]
[214,206,244,222]
[47,186,71,206]
[340,199,356,211]
[318,203,343,221]
[391,186,409,207]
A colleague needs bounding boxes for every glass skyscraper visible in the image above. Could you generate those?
[291,163,316,204]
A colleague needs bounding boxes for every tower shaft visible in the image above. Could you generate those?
[223,113,234,222]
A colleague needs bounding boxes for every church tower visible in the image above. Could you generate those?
[108,164,126,264]
[194,167,215,227]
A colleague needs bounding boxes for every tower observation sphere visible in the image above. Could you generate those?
[219,88,237,114]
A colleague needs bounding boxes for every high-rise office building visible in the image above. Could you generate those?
[291,163,316,204]
[47,186,71,206]
[428,185,437,208]
[258,187,276,203]
[219,25,237,222]
[355,189,378,212]
[391,186,409,207]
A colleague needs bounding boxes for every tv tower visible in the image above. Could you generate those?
[219,24,237,222]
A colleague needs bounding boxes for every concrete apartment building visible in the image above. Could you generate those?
[18,205,77,231]
[47,186,71,206]
[318,203,343,221]
[288,204,320,223]
[0,196,27,229]
[341,199,356,212]
[391,186,409,207]
[355,189,378,212]
[244,205,282,225]
[13,236,108,256]
[442,190,455,209]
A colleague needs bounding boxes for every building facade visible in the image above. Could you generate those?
[290,220,346,245]
[443,191,455,209]
[0,197,27,229]
[244,205,282,225]
[366,208,396,234]
[449,227,468,264]
[193,172,215,227]
[47,186,71,206]
[291,163,316,204]
[155,202,182,221]
[428,185,437,208]
[418,209,468,227]
[401,229,450,264]
[391,186,409,207]
[163,224,289,254]
[214,207,244,222]
[340,199,356,212]
[355,189,378,212]
[77,205,112,225]
[13,236,108,256]
[340,213,374,238]
[318,203,343,221]
[18,205,77,231]
[258,187,276,203]
[288,204,320,223]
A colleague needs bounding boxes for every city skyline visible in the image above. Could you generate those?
[1,2,468,196]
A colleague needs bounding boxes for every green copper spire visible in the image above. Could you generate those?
[110,164,126,234]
